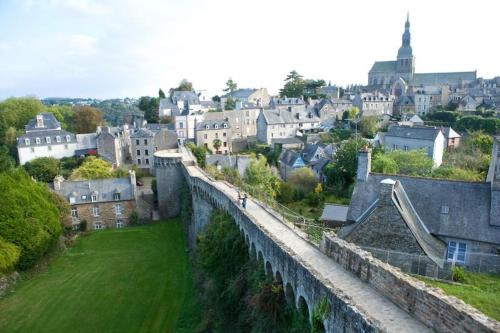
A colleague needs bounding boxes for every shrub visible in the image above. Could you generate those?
[452,266,465,283]
[0,237,21,273]
[129,211,139,226]
[23,157,60,183]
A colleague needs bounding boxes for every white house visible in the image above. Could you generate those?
[175,111,205,144]
[382,125,445,166]
[17,113,77,165]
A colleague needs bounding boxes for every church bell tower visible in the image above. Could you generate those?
[396,13,415,83]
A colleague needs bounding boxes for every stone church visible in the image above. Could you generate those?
[368,14,476,95]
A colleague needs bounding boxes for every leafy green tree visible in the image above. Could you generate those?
[158,88,166,99]
[74,106,103,133]
[0,146,15,172]
[212,95,221,102]
[186,142,207,167]
[0,236,21,273]
[23,157,61,183]
[138,96,160,124]
[47,105,75,132]
[0,169,62,269]
[303,79,326,99]
[69,156,114,180]
[372,154,399,174]
[468,132,494,154]
[223,78,238,93]
[0,97,46,130]
[224,96,236,110]
[288,167,318,196]
[359,116,379,138]
[384,150,434,176]
[172,79,194,92]
[280,70,305,98]
[346,107,360,120]
[427,111,459,125]
[456,116,500,135]
[277,181,296,203]
[212,138,222,153]
[244,155,280,198]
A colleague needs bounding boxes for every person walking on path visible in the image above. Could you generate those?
[242,193,248,209]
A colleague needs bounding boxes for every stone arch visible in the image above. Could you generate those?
[245,234,249,246]
[265,261,273,278]
[298,295,310,321]
[258,251,264,265]
[250,242,257,260]
[275,270,283,284]
[285,283,295,305]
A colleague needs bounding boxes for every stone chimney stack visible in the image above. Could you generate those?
[53,175,64,191]
[129,170,137,200]
[487,137,500,226]
[379,179,396,206]
[36,114,44,128]
[356,147,372,182]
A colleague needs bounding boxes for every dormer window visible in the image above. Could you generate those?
[35,137,41,144]
[441,206,449,214]
[214,124,219,129]
[205,125,209,129]
[223,123,228,128]
[46,136,51,144]
[56,136,61,143]
[24,138,30,146]
[113,193,120,200]
[81,195,87,200]
[91,194,97,202]
[66,135,71,142]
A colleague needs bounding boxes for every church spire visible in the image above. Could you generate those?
[402,13,411,47]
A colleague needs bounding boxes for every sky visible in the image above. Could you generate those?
[0,0,498,99]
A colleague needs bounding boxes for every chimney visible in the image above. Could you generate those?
[36,114,44,128]
[129,170,137,200]
[356,147,372,182]
[379,179,396,206]
[53,175,64,191]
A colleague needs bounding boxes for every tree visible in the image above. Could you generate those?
[277,181,296,203]
[73,106,103,133]
[288,167,318,196]
[173,79,194,92]
[280,70,305,98]
[225,96,236,110]
[346,107,360,120]
[47,105,75,132]
[223,78,238,93]
[212,95,221,102]
[384,150,434,176]
[427,111,459,125]
[244,155,280,198]
[0,169,62,269]
[372,154,399,174]
[359,116,379,138]
[138,96,160,124]
[212,138,222,153]
[0,97,46,130]
[24,157,61,183]
[69,156,114,180]
[0,146,14,172]
[158,88,166,99]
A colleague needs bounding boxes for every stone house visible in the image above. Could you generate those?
[380,125,445,166]
[315,98,352,121]
[393,95,415,116]
[351,93,395,117]
[175,111,204,144]
[458,95,479,112]
[278,149,307,181]
[17,113,78,165]
[130,124,178,171]
[220,88,270,110]
[196,119,232,154]
[269,96,306,112]
[338,145,500,273]
[53,171,137,230]
[256,108,321,145]
[203,106,260,139]
[96,125,132,168]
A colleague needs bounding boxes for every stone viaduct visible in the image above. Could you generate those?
[154,148,499,333]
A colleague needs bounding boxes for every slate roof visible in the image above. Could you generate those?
[56,177,135,205]
[25,112,61,131]
[345,174,500,245]
[226,88,258,99]
[271,137,304,145]
[385,125,441,141]
[302,143,322,163]
[413,71,476,86]
[171,91,200,104]
[261,109,320,125]
[369,61,397,73]
[17,129,76,147]
[279,149,302,167]
[196,119,231,131]
[321,204,349,222]
[442,127,461,139]
[310,157,330,172]
[409,115,424,124]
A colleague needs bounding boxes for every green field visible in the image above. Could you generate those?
[0,221,200,333]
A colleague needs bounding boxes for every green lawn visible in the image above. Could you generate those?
[0,221,200,333]
[417,272,500,321]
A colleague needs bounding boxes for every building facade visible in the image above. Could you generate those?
[195,119,232,154]
[130,124,178,171]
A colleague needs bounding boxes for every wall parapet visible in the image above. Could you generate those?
[320,233,500,333]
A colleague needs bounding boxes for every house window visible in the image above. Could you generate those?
[223,132,227,137]
[91,194,97,202]
[25,138,30,145]
[116,220,124,228]
[114,204,123,216]
[46,136,51,144]
[66,135,71,142]
[179,121,184,129]
[447,241,467,264]
[145,158,149,165]
[71,207,78,217]
[36,137,41,144]
[56,136,61,143]
[223,123,228,128]
[214,124,219,129]
[441,206,449,214]
[404,145,409,151]
[92,206,100,217]
[136,139,140,145]
[136,149,140,156]
[137,158,141,165]
[113,193,120,200]
[223,142,227,147]
[144,139,148,145]
[215,133,219,139]
[94,222,103,230]
[145,149,149,156]
[81,195,87,200]
[205,125,209,129]
[393,144,398,150]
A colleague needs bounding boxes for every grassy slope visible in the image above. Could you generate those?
[417,272,500,321]
[0,221,199,333]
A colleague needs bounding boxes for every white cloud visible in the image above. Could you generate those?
[48,0,108,16]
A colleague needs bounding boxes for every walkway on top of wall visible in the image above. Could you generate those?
[180,147,430,332]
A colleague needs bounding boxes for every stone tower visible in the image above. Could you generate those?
[154,150,183,219]
[396,13,415,83]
